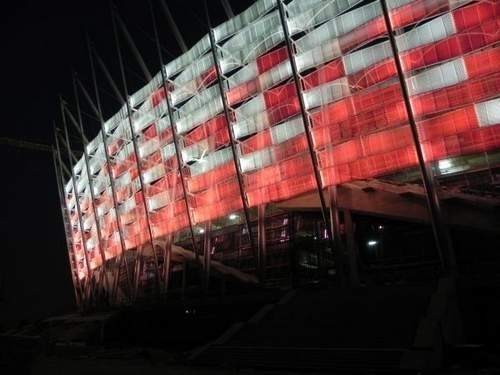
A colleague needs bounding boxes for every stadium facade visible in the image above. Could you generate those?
[55,0,500,308]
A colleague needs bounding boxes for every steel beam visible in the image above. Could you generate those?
[110,8,162,296]
[114,9,153,81]
[148,0,200,266]
[158,0,188,53]
[276,0,337,275]
[205,2,257,272]
[63,95,112,301]
[257,204,267,281]
[85,37,134,303]
[379,0,456,275]
[54,126,95,306]
[52,147,83,309]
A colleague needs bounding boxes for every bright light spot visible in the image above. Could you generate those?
[378,225,384,230]
[367,240,378,247]
[439,159,452,171]
[229,213,239,220]
[199,228,205,234]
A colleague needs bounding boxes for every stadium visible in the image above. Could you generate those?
[54,0,500,310]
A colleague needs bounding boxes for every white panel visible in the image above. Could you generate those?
[235,94,266,120]
[189,147,234,176]
[182,139,210,164]
[304,77,351,110]
[142,164,166,184]
[156,117,171,134]
[295,38,342,73]
[115,171,131,189]
[161,143,176,161]
[296,0,381,53]
[175,97,223,135]
[138,138,159,159]
[92,175,108,195]
[258,62,292,92]
[173,53,214,87]
[240,147,275,173]
[227,62,259,89]
[233,111,271,140]
[396,13,456,53]
[166,34,211,77]
[73,157,85,175]
[475,99,500,127]
[147,190,173,211]
[171,79,199,106]
[86,133,104,154]
[119,196,136,215]
[86,236,98,250]
[176,85,221,117]
[130,71,163,107]
[343,41,392,75]
[114,143,134,164]
[104,104,128,134]
[97,199,113,217]
[407,57,468,95]
[270,116,305,144]
[288,0,362,34]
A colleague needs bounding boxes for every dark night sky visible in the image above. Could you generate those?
[0,0,254,325]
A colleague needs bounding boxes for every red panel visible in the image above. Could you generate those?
[303,59,345,89]
[464,47,500,79]
[453,1,500,32]
[257,46,289,73]
[246,174,317,207]
[184,115,228,146]
[186,162,237,193]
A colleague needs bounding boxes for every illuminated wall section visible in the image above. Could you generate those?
[63,0,500,284]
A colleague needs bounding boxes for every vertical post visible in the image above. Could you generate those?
[110,8,162,295]
[65,91,112,301]
[148,0,200,264]
[379,0,456,275]
[344,209,360,287]
[85,39,134,302]
[203,221,212,293]
[276,0,336,262]
[205,3,256,266]
[257,204,267,281]
[61,107,109,301]
[182,260,187,301]
[55,127,95,305]
[329,186,345,285]
[52,147,82,309]
[163,236,172,292]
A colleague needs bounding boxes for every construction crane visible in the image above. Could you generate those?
[0,137,53,153]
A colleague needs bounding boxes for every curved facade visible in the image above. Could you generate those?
[59,0,500,306]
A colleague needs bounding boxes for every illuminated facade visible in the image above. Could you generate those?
[57,0,500,307]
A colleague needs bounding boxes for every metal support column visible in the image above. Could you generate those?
[163,235,172,292]
[84,39,134,303]
[379,0,456,274]
[148,0,200,264]
[203,221,212,293]
[257,204,267,281]
[205,3,256,268]
[54,127,95,306]
[63,93,112,301]
[110,10,163,295]
[59,105,104,302]
[329,186,345,285]
[276,0,336,257]
[344,209,360,287]
[53,147,82,309]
